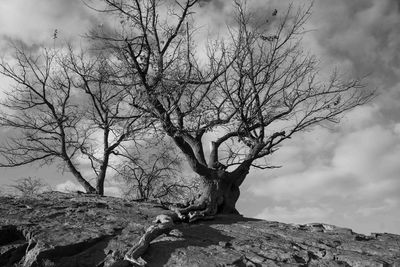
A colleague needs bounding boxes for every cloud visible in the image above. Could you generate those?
[256,206,334,224]
[104,186,122,197]
[55,180,122,197]
[248,105,400,199]
[56,180,84,193]
[229,0,400,235]
[1,0,400,235]
[356,198,398,217]
[311,0,400,87]
[0,0,98,48]
[241,104,400,234]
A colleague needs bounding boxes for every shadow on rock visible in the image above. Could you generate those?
[143,223,238,266]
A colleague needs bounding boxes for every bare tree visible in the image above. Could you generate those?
[66,48,147,195]
[90,0,374,218]
[115,137,197,202]
[0,43,144,195]
[9,176,48,197]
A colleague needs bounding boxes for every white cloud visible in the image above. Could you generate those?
[55,180,122,197]
[256,206,334,224]
[104,186,122,197]
[356,198,398,217]
[56,180,84,193]
[241,101,400,234]
[249,116,400,202]
[340,104,381,130]
[394,123,400,135]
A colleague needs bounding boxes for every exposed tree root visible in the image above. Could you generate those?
[162,198,218,222]
[124,201,217,265]
[124,214,175,266]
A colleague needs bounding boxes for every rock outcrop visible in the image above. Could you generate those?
[0,191,399,267]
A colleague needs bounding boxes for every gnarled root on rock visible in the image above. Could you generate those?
[124,200,218,265]
[124,214,175,266]
[168,201,217,223]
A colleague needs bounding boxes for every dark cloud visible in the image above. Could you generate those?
[307,0,400,128]
[312,0,400,89]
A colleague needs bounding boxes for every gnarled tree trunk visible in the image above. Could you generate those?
[177,169,246,220]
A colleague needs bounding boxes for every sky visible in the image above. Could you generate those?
[0,0,399,235]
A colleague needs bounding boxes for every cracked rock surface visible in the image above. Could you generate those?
[1,191,399,267]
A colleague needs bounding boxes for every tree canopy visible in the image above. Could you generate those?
[84,0,373,216]
[0,0,373,213]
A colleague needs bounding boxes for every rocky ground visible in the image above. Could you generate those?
[0,191,399,267]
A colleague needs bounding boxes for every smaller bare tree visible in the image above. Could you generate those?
[9,176,48,197]
[115,138,197,203]
[0,43,145,195]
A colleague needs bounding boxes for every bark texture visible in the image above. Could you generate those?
[174,169,247,221]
